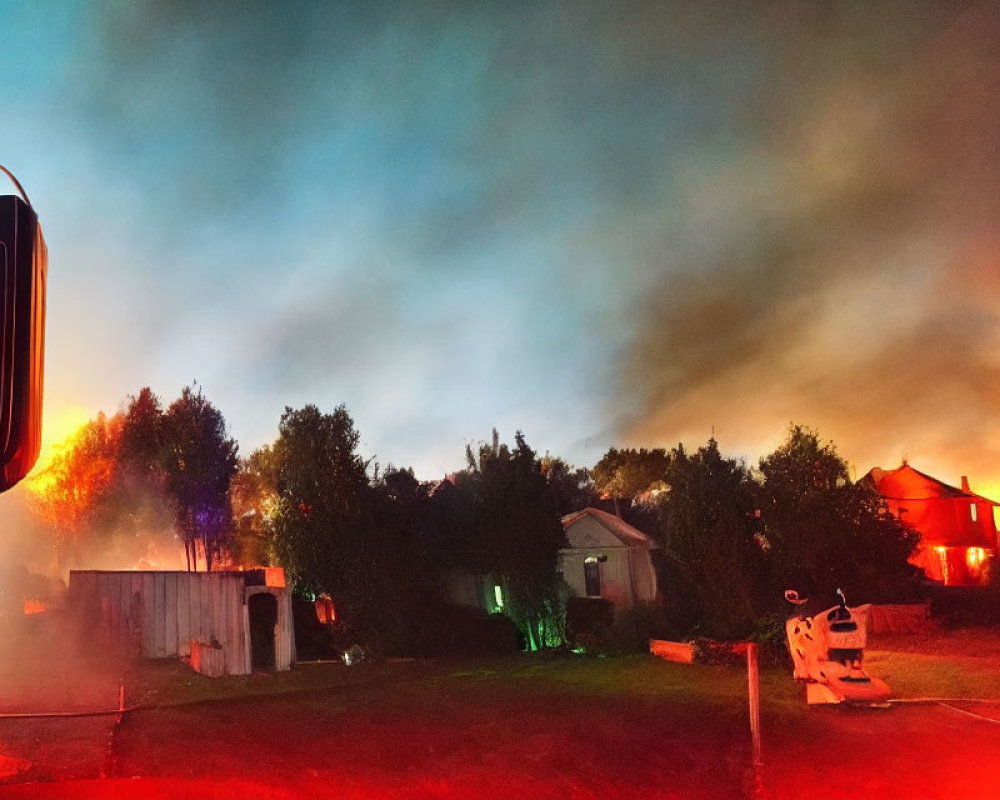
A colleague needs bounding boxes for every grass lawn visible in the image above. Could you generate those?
[2,627,1000,798]
[866,627,1000,699]
[110,652,764,798]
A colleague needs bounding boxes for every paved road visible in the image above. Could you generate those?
[760,699,1000,799]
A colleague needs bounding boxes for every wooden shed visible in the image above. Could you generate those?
[558,508,659,611]
[67,568,295,676]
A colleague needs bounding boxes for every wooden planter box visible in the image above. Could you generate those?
[649,639,694,664]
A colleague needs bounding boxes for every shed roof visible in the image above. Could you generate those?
[561,507,657,549]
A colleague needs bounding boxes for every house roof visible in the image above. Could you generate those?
[561,507,657,548]
[865,463,999,506]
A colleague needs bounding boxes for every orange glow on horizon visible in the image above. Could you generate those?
[29,403,94,476]
[977,481,1000,505]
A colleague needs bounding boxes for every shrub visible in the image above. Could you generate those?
[607,602,673,653]
[928,585,1000,628]
[565,597,613,642]
[407,602,522,657]
[690,638,747,667]
[567,601,673,656]
[291,596,339,661]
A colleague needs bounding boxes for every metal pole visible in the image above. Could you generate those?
[747,642,762,766]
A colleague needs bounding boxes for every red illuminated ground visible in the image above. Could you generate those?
[1,625,999,798]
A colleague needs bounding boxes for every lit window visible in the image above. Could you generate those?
[971,503,979,523]
[584,557,601,597]
[967,547,986,571]
[493,585,504,610]
[314,594,336,624]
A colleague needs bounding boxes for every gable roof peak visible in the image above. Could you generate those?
[561,507,656,548]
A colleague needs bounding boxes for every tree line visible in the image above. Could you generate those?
[595,431,920,640]
[27,386,921,650]
[29,386,237,573]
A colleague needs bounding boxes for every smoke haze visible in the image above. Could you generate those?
[0,1,996,504]
[615,3,1000,494]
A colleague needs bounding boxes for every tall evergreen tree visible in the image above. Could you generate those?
[540,454,595,516]
[267,404,372,618]
[162,385,239,571]
[464,430,567,650]
[655,439,762,639]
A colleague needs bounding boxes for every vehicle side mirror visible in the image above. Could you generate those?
[0,166,47,492]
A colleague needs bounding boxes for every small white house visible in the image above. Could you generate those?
[558,508,658,611]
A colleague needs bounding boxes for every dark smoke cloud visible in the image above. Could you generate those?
[615,3,1000,490]
[16,0,998,490]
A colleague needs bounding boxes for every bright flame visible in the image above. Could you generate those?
[30,404,93,476]
[23,415,116,532]
[22,600,46,615]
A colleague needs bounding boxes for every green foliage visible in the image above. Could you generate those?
[422,474,476,574]
[261,420,579,656]
[625,425,922,642]
[404,604,523,657]
[926,585,1000,628]
[118,387,167,474]
[748,615,792,667]
[757,424,921,608]
[655,439,762,640]
[229,445,278,567]
[566,601,673,655]
[502,574,570,651]
[591,447,670,515]
[565,597,614,640]
[162,385,239,571]
[540,455,595,516]
[267,405,371,615]
[462,430,568,650]
[359,465,440,655]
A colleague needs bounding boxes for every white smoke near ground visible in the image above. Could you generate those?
[0,492,132,761]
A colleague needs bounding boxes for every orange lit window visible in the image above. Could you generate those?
[315,594,336,624]
[971,503,979,523]
[967,547,986,571]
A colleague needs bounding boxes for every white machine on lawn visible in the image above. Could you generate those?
[784,589,891,706]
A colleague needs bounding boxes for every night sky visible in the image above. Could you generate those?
[2,1,999,510]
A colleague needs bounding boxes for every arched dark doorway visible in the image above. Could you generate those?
[248,592,278,671]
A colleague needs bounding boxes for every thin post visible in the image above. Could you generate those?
[747,642,762,766]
